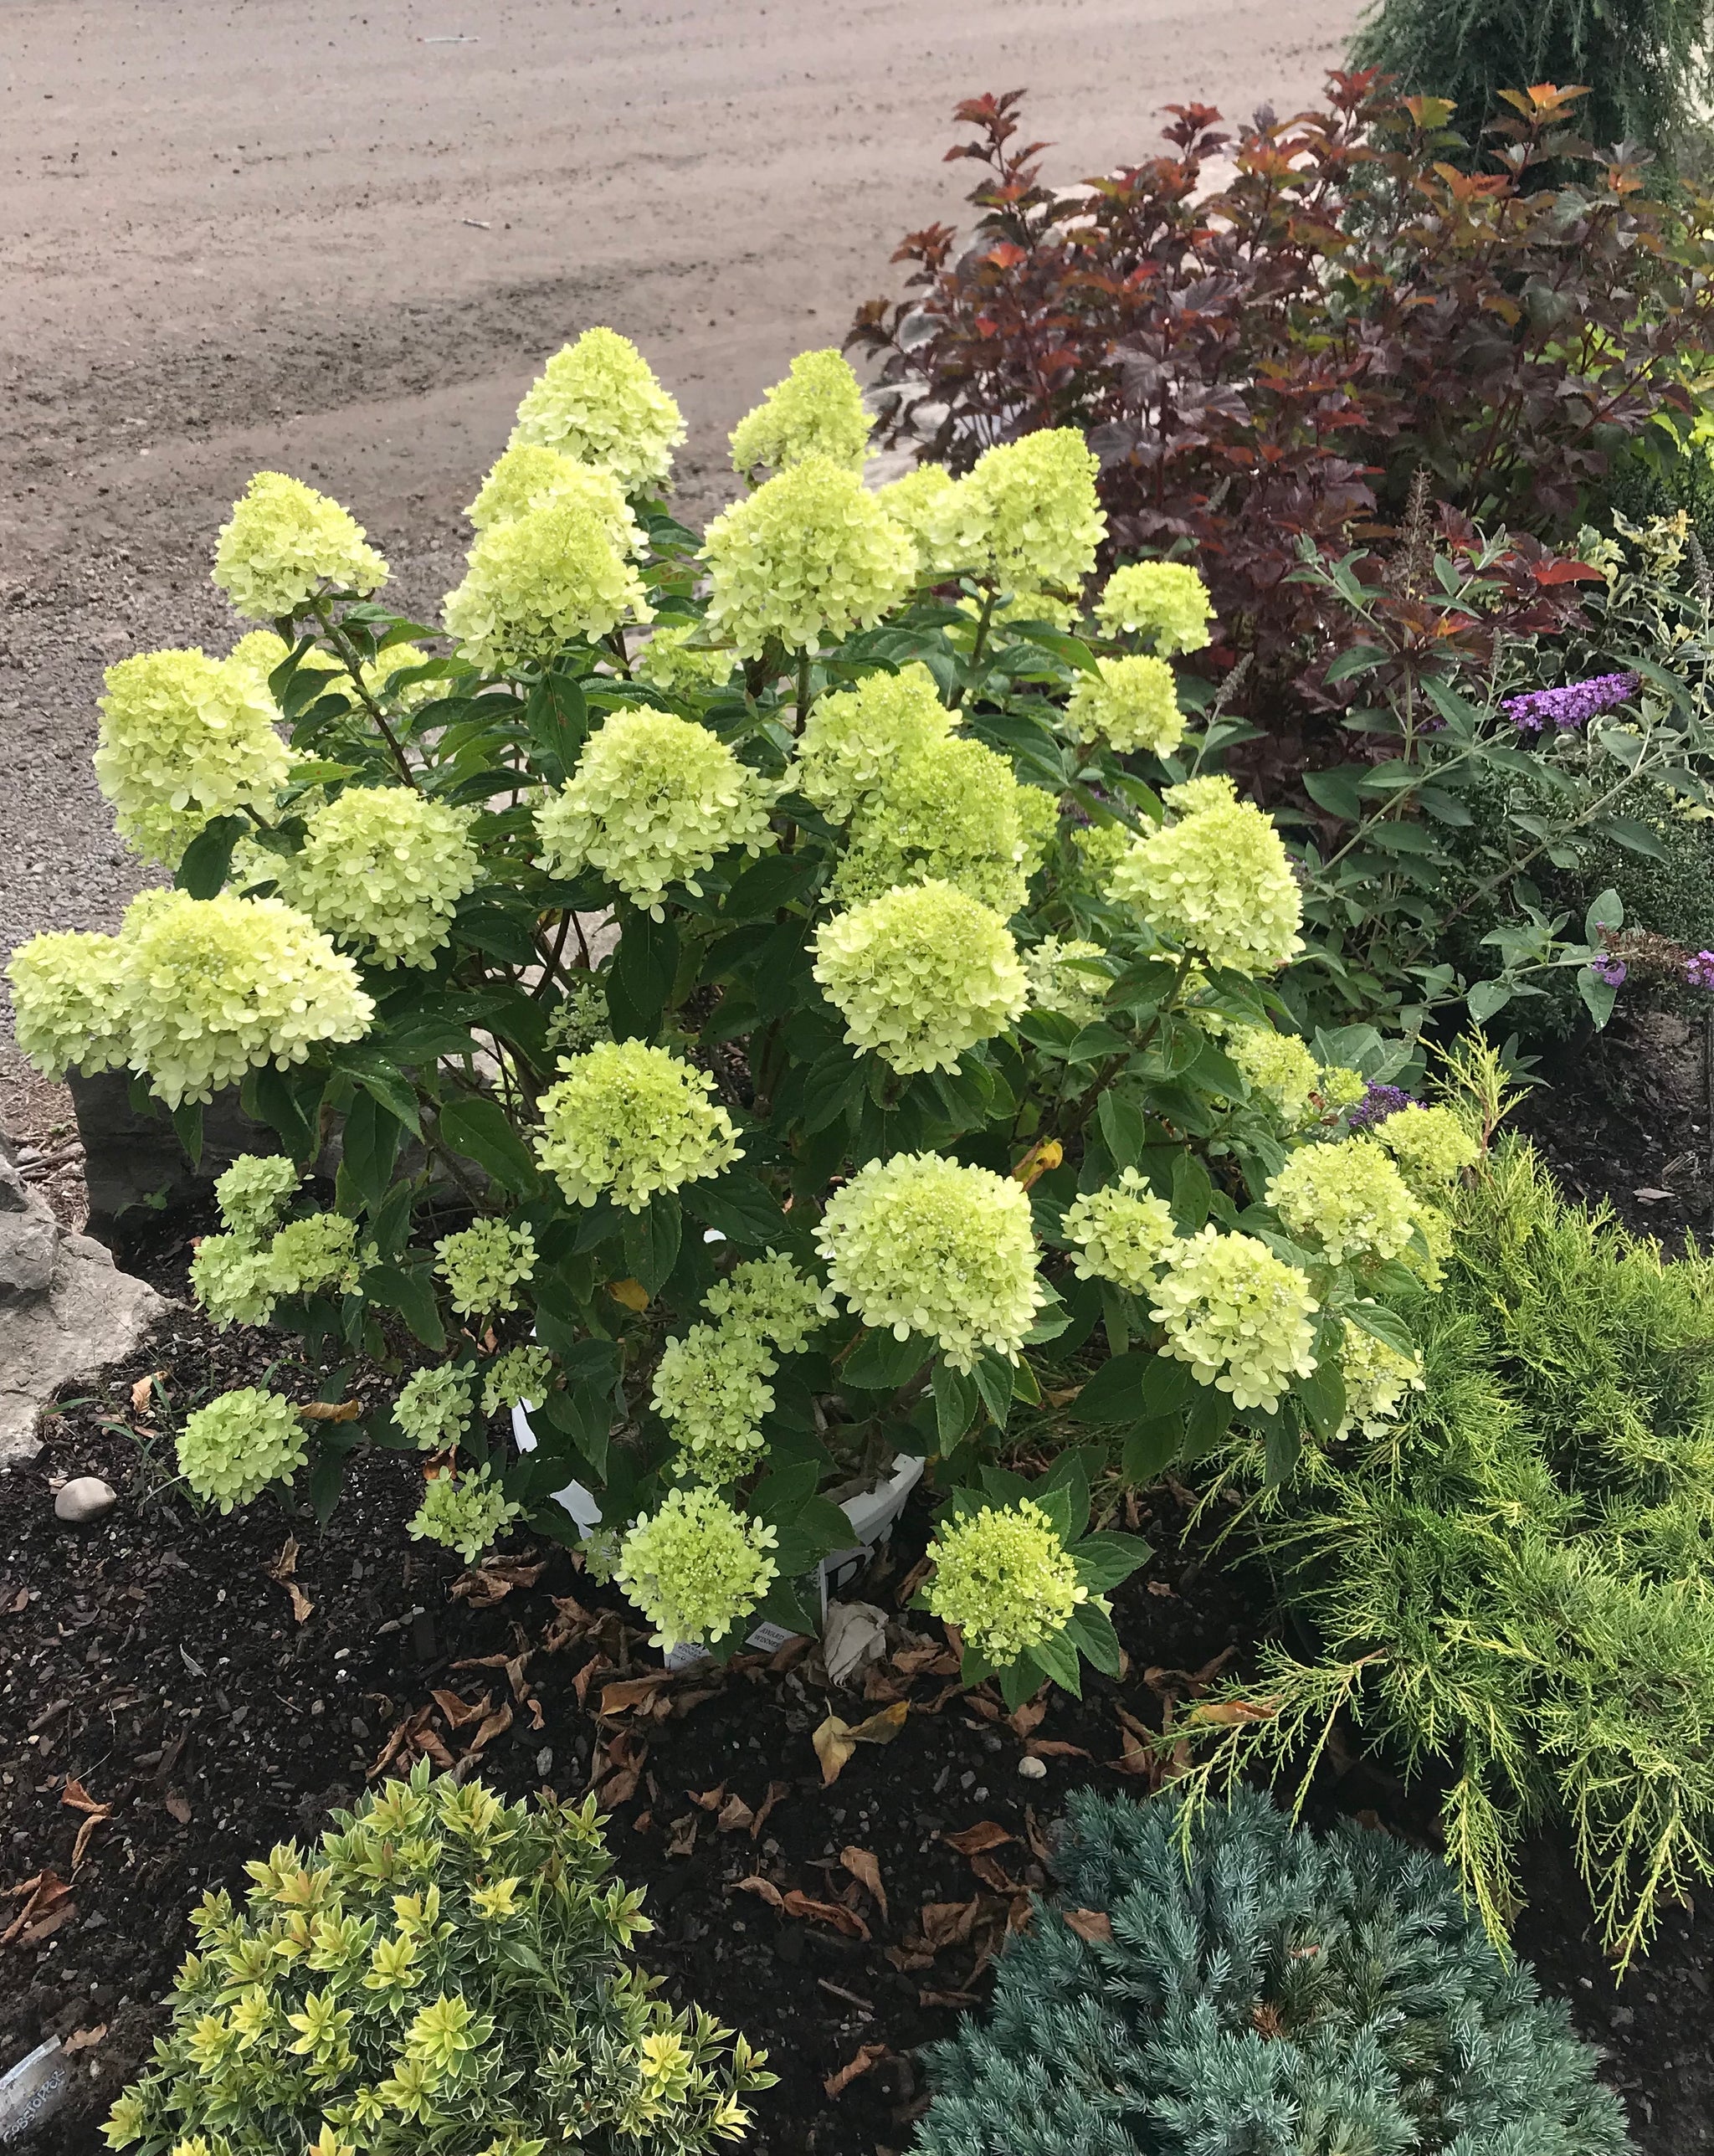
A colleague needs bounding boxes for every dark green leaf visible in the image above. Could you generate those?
[972,1354,1014,1432]
[245,1062,322,1162]
[1072,1352,1198,1425]
[1063,1600,1123,1678]
[437,1093,539,1194]
[623,1194,682,1296]
[526,670,590,780]
[173,814,249,899]
[1071,1529,1152,1593]
[1121,1415,1183,1485]
[933,1360,979,1449]
[843,1327,931,1391]
[1302,767,1365,820]
[684,1172,788,1248]
[363,1262,445,1349]
[613,909,680,1035]
[170,1099,203,1172]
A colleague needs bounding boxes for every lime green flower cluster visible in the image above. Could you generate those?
[105,1765,772,2156]
[925,1498,1087,1665]
[409,1466,522,1563]
[1337,1319,1425,1439]
[700,455,916,654]
[703,1252,835,1353]
[177,1389,309,1512]
[1065,654,1185,757]
[189,1156,361,1332]
[434,1219,537,1318]
[213,1152,300,1243]
[1223,1024,1323,1123]
[94,648,293,865]
[1149,1226,1319,1414]
[615,1486,779,1651]
[651,1323,777,1484]
[791,662,959,824]
[465,443,644,554]
[5,930,133,1082]
[508,327,686,493]
[1266,1140,1420,1266]
[1095,560,1215,654]
[1024,935,1109,1024]
[534,1040,741,1211]
[1109,790,1304,975]
[1071,819,1135,891]
[831,734,1050,916]
[213,471,388,622]
[9,889,372,1109]
[442,497,648,671]
[631,623,736,697]
[817,1152,1044,1371]
[267,1212,363,1300]
[545,973,613,1059]
[1377,1103,1481,1191]
[266,786,480,969]
[1063,1168,1179,1294]
[481,1344,556,1416]
[729,348,873,478]
[813,880,1029,1074]
[876,464,978,583]
[393,1365,474,1451]
[962,429,1106,598]
[536,707,778,915]
[187,1228,278,1328]
[1318,1065,1370,1118]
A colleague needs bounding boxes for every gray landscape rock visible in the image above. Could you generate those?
[54,1474,119,1523]
[67,1067,280,1246]
[0,1144,168,1466]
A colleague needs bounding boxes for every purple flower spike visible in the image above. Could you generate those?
[1501,672,1640,734]
[1347,1081,1414,1130]
[1590,955,1628,988]
[1686,951,1714,992]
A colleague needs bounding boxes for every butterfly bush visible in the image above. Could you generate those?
[616,1487,780,1651]
[177,1389,309,1512]
[536,706,778,914]
[18,331,1442,1694]
[729,347,874,477]
[213,471,388,621]
[813,881,1029,1073]
[508,326,686,492]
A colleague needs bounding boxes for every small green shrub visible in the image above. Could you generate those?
[104,1763,773,2156]
[913,1787,1630,2156]
[1178,1078,1714,1964]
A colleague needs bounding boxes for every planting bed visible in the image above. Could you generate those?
[0,1221,1710,2155]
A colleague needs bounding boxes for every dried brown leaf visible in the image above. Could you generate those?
[130,1373,158,1416]
[1063,1907,1112,1943]
[266,1537,299,1583]
[600,1673,674,1717]
[466,1700,513,1756]
[1006,1697,1047,1738]
[61,2024,106,2056]
[716,1793,755,1835]
[824,2042,887,2099]
[451,1557,547,1608]
[431,1688,490,1731]
[285,1583,314,1625]
[968,1851,1019,1894]
[919,1897,980,1952]
[839,1845,887,1921]
[942,1821,1013,1857]
[783,1889,870,1940]
[749,1780,789,1840]
[665,1813,699,1859]
[163,1793,192,1826]
[735,1875,784,1910]
[1024,1738,1090,1759]
[298,1398,361,1424]
[690,1784,727,1812]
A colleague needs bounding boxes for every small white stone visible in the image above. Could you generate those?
[54,1476,117,1524]
[1017,1753,1048,1781]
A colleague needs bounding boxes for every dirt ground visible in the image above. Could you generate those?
[0,0,1359,1121]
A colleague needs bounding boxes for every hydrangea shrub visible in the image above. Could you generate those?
[10,329,1448,1685]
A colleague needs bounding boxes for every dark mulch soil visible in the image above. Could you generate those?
[1,1246,1710,2151]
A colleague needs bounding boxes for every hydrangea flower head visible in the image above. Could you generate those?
[1149,1226,1319,1413]
[116,889,373,1107]
[1095,561,1215,654]
[267,786,480,969]
[962,429,1106,596]
[177,1389,309,1512]
[213,472,388,621]
[188,1232,281,1329]
[1070,819,1134,891]
[876,465,979,583]
[925,1499,1087,1666]
[1164,773,1238,815]
[536,706,778,916]
[408,1466,522,1564]
[481,1343,556,1416]
[813,881,1029,1073]
[95,648,293,865]
[1024,936,1109,1025]
[1109,793,1303,974]
[442,496,649,671]
[434,1218,537,1317]
[816,1152,1043,1371]
[615,1486,779,1650]
[1337,1320,1425,1440]
[729,348,873,478]
[651,1322,777,1483]
[698,1255,831,1356]
[1223,1026,1323,1124]
[832,734,1046,916]
[546,973,613,1059]
[700,455,915,655]
[508,327,686,494]
[1375,1102,1481,1189]
[465,443,644,553]
[1063,1168,1179,1293]
[267,1212,362,1301]
[792,663,959,824]
[631,623,736,697]
[1065,654,1185,757]
[213,1154,301,1245]
[393,1365,475,1451]
[535,1040,741,1211]
[6,930,131,1081]
[1316,1065,1370,1119]
[1265,1139,1419,1266]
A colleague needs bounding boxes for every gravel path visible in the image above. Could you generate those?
[0,0,1360,1129]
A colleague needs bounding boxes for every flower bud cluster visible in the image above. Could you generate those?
[962,429,1106,598]
[435,1219,537,1317]
[409,1465,523,1564]
[213,471,388,621]
[177,1389,310,1512]
[1024,936,1109,1025]
[615,1486,779,1650]
[536,707,778,915]
[535,1041,741,1212]
[1375,1103,1481,1191]
[925,1499,1087,1666]
[813,880,1029,1073]
[631,624,736,697]
[831,734,1049,917]
[651,1323,777,1485]
[508,327,686,493]
[703,1253,836,1355]
[481,1344,556,1416]
[1064,1169,1179,1294]
[729,349,873,478]
[393,1365,475,1451]
[875,465,979,583]
[1337,1320,1425,1439]
[1223,1025,1323,1124]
